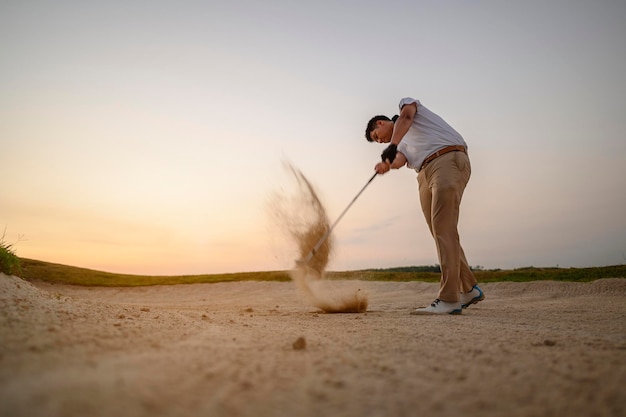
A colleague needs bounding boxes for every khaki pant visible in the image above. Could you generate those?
[417,150,476,302]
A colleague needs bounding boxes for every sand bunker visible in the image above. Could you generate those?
[2,273,625,417]
[269,162,368,313]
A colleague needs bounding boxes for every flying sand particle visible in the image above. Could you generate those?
[269,162,368,313]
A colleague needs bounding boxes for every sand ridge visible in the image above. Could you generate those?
[1,273,625,417]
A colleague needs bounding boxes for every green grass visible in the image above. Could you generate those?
[0,235,21,276]
[328,265,626,283]
[10,258,626,287]
[16,258,291,286]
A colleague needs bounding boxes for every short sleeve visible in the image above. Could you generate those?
[399,97,420,110]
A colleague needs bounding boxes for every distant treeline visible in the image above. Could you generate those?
[372,265,442,273]
[370,265,492,273]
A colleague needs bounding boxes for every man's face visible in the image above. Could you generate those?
[370,120,393,143]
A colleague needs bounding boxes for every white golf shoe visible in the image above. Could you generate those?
[410,299,462,315]
[460,285,485,309]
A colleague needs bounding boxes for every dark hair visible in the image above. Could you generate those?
[364,114,399,142]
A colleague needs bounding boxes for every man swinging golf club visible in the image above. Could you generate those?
[365,97,484,315]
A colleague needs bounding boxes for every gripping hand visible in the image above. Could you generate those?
[381,144,397,164]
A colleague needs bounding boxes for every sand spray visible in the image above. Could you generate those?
[268,162,368,313]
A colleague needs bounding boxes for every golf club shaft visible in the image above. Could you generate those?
[301,172,377,264]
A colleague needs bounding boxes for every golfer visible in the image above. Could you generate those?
[365,97,484,314]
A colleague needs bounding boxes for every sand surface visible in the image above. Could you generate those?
[1,273,625,417]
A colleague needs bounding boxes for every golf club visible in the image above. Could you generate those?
[297,172,377,266]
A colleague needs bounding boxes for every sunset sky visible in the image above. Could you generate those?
[2,0,625,275]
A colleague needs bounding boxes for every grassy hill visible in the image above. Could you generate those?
[10,258,626,287]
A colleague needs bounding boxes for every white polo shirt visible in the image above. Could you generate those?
[396,97,467,170]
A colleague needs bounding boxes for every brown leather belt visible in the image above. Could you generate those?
[420,145,467,171]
